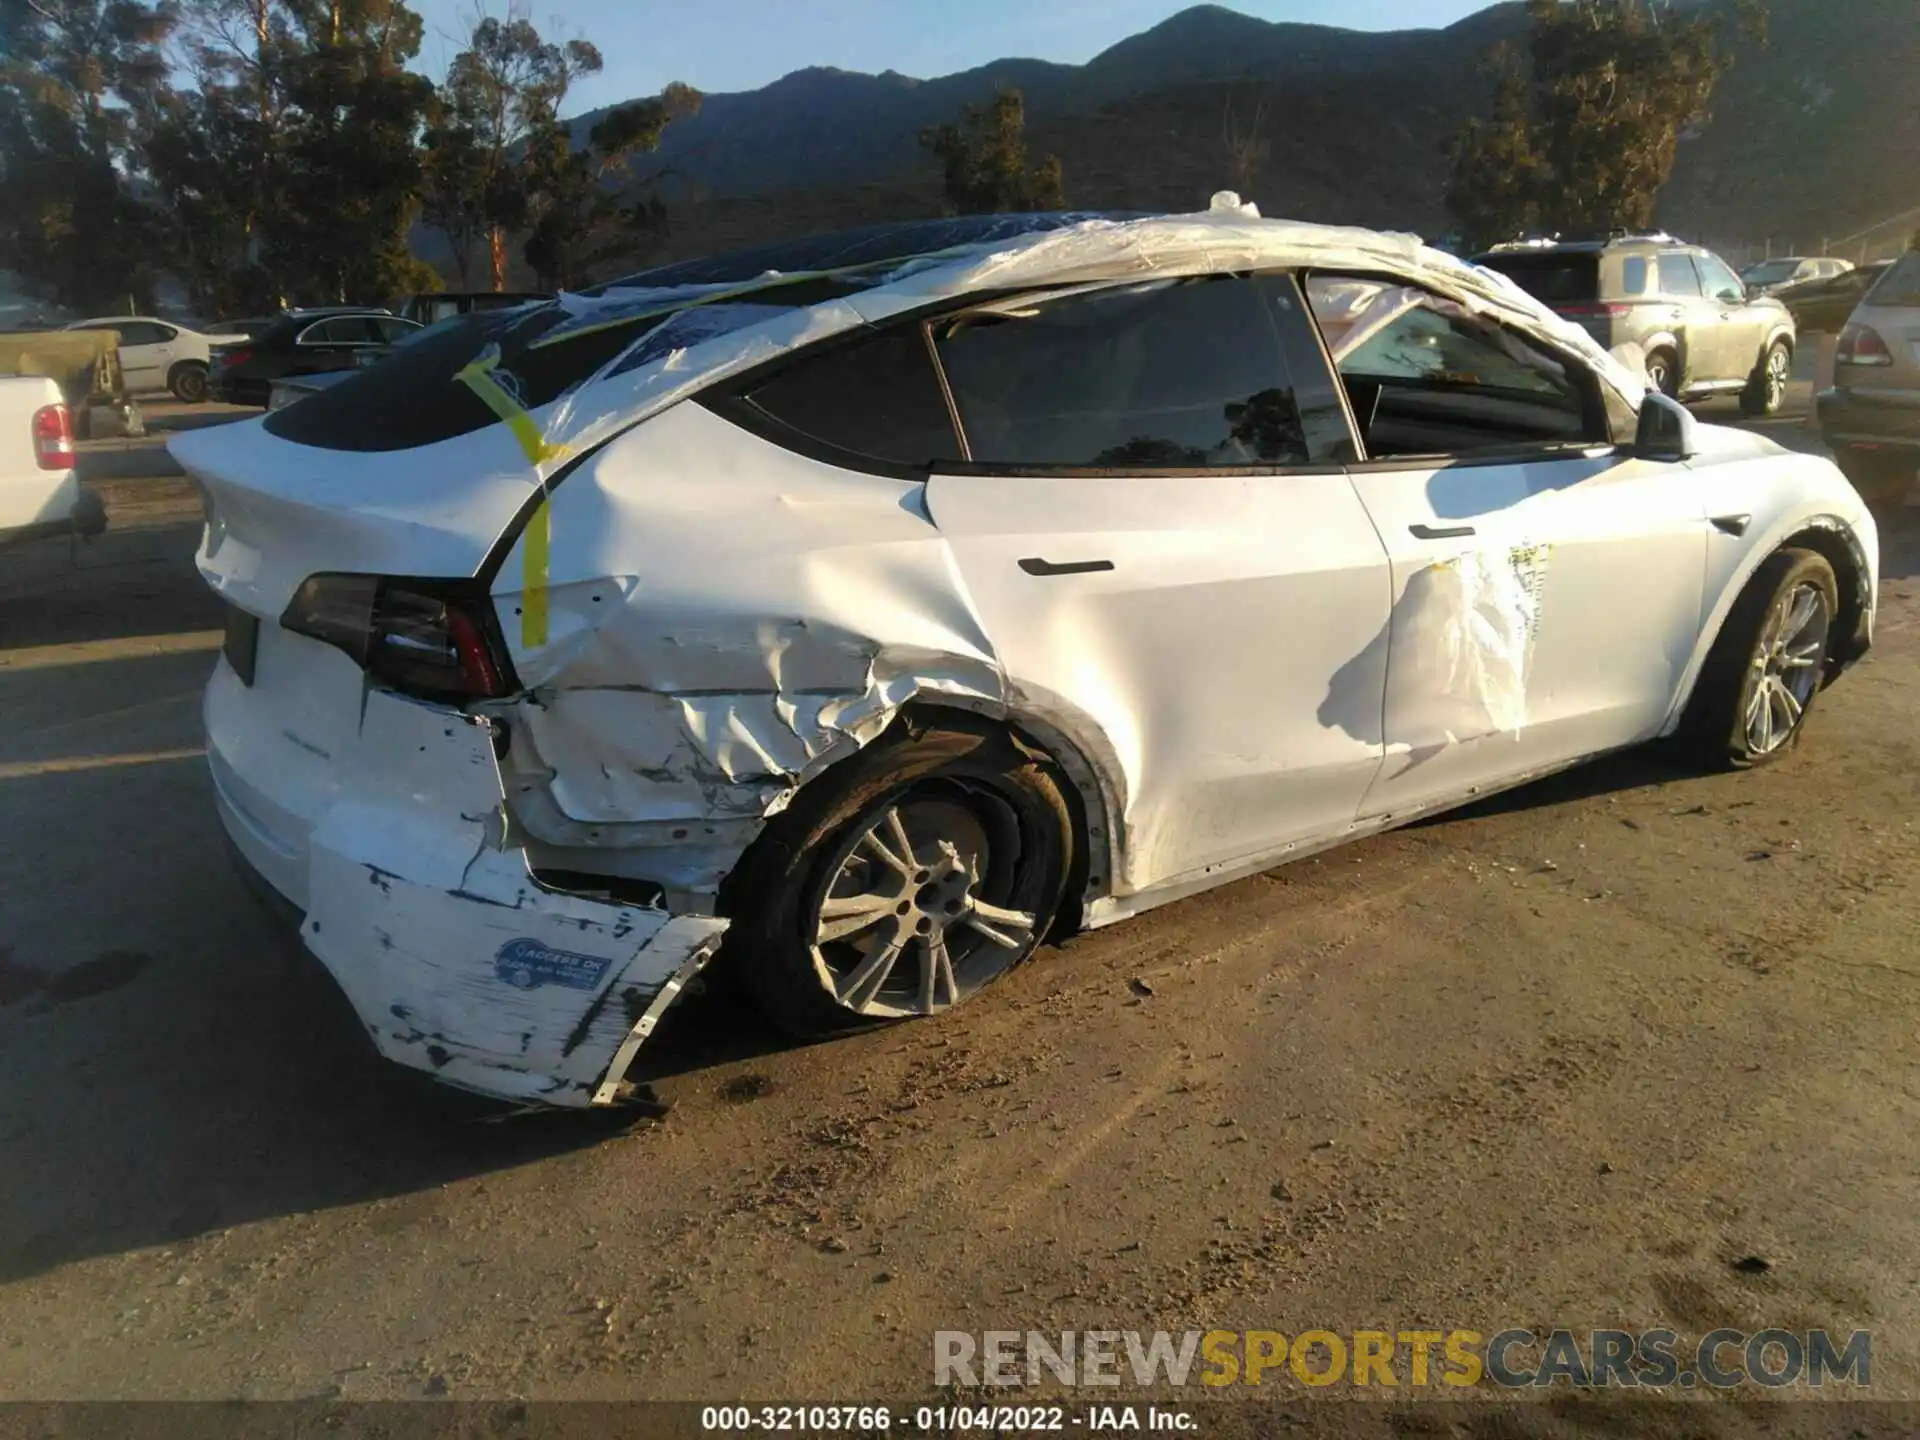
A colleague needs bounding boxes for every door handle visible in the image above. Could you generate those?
[1019,557,1115,577]
[1409,523,1476,540]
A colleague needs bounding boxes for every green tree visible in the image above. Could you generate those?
[145,0,432,312]
[1448,0,1766,250]
[919,88,1065,215]
[0,0,177,312]
[519,82,699,290]
[424,10,599,289]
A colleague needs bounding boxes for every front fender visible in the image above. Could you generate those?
[1660,480,1878,736]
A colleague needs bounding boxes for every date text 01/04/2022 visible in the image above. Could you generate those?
[699,1404,1199,1431]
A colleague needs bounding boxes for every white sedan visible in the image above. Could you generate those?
[171,197,1879,1108]
[64,316,248,402]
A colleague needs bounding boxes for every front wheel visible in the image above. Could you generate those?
[1740,340,1792,417]
[717,717,1074,1039]
[169,362,209,404]
[1684,548,1838,769]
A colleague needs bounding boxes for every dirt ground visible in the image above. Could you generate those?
[3,385,1920,1419]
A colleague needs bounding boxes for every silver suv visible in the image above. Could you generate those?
[1475,235,1798,416]
[1817,249,1920,512]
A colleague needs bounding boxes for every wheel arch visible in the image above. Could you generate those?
[893,697,1124,937]
[1662,513,1873,735]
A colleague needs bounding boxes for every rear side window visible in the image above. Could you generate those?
[1620,257,1650,296]
[373,317,418,343]
[1868,253,1920,307]
[728,325,963,468]
[1655,255,1703,297]
[932,273,1347,469]
[1476,254,1599,307]
[301,317,376,344]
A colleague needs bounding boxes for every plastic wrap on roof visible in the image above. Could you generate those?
[510,206,1648,473]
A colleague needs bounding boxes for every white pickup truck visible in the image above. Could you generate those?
[0,375,107,547]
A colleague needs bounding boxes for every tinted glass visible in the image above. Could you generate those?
[1306,276,1596,459]
[736,325,961,467]
[373,317,419,343]
[933,274,1334,469]
[1867,253,1920,307]
[1655,255,1703,297]
[1474,254,1599,306]
[264,302,669,452]
[119,321,172,345]
[1696,254,1746,298]
[1743,260,1802,286]
[1620,257,1650,296]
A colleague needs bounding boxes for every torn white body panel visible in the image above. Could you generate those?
[206,622,727,1105]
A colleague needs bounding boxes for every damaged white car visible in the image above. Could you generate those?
[174,196,1879,1108]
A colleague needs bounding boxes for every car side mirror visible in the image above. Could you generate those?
[1635,392,1699,462]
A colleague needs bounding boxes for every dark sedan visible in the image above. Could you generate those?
[1775,261,1894,335]
[209,309,423,406]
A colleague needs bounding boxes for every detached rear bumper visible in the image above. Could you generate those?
[207,664,728,1108]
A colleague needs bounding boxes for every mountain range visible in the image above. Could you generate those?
[570,0,1920,272]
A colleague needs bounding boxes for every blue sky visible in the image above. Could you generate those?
[409,1,1493,114]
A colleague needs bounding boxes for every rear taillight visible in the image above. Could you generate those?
[1837,323,1893,367]
[281,574,513,701]
[31,404,75,470]
[216,348,253,370]
[1556,303,1633,320]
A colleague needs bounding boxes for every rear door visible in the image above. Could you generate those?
[1303,274,1708,818]
[922,271,1394,896]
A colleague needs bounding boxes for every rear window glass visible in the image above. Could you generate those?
[729,325,962,467]
[1476,255,1599,306]
[263,303,668,453]
[1868,253,1920,307]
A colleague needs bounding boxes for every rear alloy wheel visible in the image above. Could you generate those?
[169,362,209,404]
[1740,341,1792,417]
[1686,548,1837,769]
[718,717,1073,1038]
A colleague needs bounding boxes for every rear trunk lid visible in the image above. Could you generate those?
[1845,255,1920,398]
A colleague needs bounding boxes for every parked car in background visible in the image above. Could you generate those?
[209,309,423,406]
[1818,250,1920,512]
[1476,234,1797,413]
[172,204,1878,1108]
[0,374,106,547]
[400,291,552,326]
[1775,260,1894,334]
[64,315,248,403]
[1741,256,1853,296]
[0,327,131,434]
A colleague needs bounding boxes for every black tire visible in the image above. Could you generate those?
[1835,449,1914,516]
[716,715,1074,1040]
[169,362,209,404]
[1740,339,1792,417]
[1684,548,1838,770]
[1646,349,1680,400]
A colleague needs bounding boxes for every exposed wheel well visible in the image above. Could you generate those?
[895,701,1111,938]
[1777,523,1869,677]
